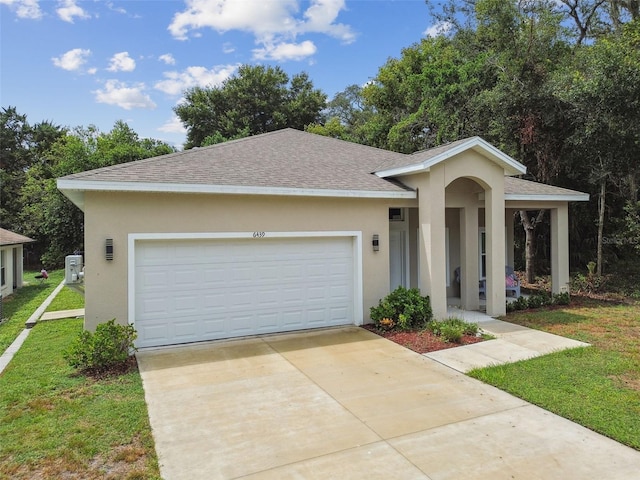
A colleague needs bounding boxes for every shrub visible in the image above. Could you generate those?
[571,261,609,293]
[439,323,464,343]
[427,317,478,343]
[526,293,552,309]
[370,286,432,330]
[64,319,137,372]
[509,295,530,311]
[552,292,571,305]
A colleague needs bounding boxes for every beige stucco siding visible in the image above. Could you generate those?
[83,191,405,331]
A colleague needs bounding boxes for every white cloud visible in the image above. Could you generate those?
[159,115,187,134]
[87,67,97,75]
[0,0,42,19]
[106,1,126,14]
[167,0,354,61]
[94,80,156,110]
[107,51,136,72]
[159,53,176,65]
[424,21,453,38]
[300,0,354,42]
[253,40,317,62]
[56,0,90,23]
[222,42,235,54]
[52,48,91,71]
[154,64,238,96]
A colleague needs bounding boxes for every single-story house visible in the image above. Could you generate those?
[0,228,35,299]
[57,129,589,348]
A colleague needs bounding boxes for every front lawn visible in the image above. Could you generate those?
[469,299,640,450]
[0,319,161,479]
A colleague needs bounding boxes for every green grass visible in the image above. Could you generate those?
[0,319,161,479]
[46,285,85,312]
[469,299,640,450]
[0,269,64,353]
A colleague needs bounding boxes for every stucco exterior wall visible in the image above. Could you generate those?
[83,191,407,330]
[1,245,24,298]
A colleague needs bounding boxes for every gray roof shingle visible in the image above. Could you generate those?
[505,177,588,198]
[61,128,412,194]
[0,228,34,246]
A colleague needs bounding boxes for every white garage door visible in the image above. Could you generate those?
[134,236,355,347]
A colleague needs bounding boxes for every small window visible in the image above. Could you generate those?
[389,208,404,221]
[1,250,5,287]
[479,229,486,279]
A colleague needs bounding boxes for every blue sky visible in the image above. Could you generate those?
[1,0,447,148]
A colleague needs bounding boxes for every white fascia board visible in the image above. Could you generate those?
[505,193,590,202]
[375,137,527,178]
[374,162,428,179]
[56,179,415,200]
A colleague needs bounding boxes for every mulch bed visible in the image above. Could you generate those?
[362,324,485,354]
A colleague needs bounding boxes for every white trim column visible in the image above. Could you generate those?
[417,168,447,319]
[551,204,570,294]
[486,184,506,316]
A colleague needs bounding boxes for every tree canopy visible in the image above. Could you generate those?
[312,0,639,277]
[1,111,174,266]
[175,65,327,149]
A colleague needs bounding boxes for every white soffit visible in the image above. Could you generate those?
[57,179,416,210]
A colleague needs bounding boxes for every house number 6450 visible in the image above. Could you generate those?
[253,232,266,238]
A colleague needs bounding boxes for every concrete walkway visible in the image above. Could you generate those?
[137,327,640,479]
[39,308,85,321]
[424,307,590,372]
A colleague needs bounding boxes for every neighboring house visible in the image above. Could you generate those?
[0,228,35,299]
[57,129,589,348]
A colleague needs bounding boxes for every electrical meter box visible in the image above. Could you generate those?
[65,255,84,284]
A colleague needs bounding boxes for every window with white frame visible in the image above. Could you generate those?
[1,250,5,287]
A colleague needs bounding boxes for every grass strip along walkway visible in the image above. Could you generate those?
[469,299,640,451]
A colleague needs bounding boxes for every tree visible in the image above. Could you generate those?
[306,84,377,143]
[15,121,175,266]
[552,19,640,275]
[1,107,66,232]
[175,65,327,149]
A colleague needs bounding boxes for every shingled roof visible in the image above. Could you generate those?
[58,128,588,208]
[60,129,411,194]
[505,177,589,201]
[0,228,34,246]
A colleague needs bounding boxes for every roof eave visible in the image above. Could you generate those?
[56,179,416,201]
[505,193,590,202]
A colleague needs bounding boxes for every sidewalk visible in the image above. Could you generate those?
[424,306,590,372]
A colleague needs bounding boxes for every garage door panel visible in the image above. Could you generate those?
[135,237,355,347]
[175,295,199,313]
[282,311,304,327]
[174,269,200,287]
[256,313,279,330]
[229,314,255,334]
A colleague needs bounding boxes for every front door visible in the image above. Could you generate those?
[389,208,408,290]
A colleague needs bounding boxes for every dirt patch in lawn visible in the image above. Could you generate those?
[362,324,486,354]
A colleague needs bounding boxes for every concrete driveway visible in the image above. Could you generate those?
[137,327,640,479]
